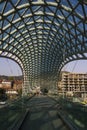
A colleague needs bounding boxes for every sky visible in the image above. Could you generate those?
[0,58,87,76]
[62,60,87,74]
[0,58,22,76]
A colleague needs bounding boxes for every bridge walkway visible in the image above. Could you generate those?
[19,95,71,130]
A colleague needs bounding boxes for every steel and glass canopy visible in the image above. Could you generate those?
[0,0,87,95]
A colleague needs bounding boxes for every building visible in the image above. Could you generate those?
[2,81,11,89]
[0,78,22,99]
[58,71,87,97]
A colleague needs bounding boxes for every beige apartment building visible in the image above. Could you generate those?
[58,71,87,97]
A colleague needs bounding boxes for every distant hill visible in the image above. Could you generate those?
[0,75,23,80]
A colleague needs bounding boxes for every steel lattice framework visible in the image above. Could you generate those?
[0,0,87,95]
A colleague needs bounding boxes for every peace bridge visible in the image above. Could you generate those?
[0,0,87,130]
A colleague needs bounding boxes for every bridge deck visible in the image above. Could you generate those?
[1,95,87,130]
[19,96,70,130]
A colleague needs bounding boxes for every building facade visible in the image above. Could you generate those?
[58,71,87,97]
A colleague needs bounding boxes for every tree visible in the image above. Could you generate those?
[44,88,48,94]
[11,80,15,89]
[0,88,7,100]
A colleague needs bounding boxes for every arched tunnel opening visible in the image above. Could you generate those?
[0,0,87,97]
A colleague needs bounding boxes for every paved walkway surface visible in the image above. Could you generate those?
[20,96,70,130]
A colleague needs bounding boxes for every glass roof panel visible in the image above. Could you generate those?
[0,2,5,13]
[4,2,13,13]
[0,0,87,86]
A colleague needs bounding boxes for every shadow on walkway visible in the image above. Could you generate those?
[20,96,70,130]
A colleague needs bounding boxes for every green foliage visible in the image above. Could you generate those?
[43,88,48,94]
[8,76,14,80]
[17,89,22,96]
[0,88,7,100]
